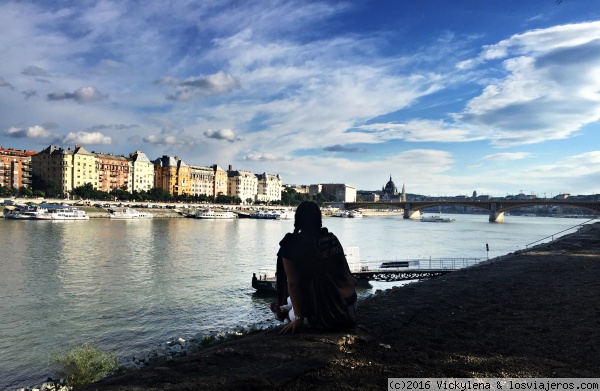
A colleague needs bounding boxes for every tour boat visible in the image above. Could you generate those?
[420,214,455,223]
[195,209,236,219]
[36,206,90,220]
[3,205,48,220]
[109,207,154,219]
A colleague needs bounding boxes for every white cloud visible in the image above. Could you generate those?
[455,21,600,147]
[481,152,533,161]
[63,131,112,145]
[204,128,237,142]
[158,71,241,102]
[5,125,53,138]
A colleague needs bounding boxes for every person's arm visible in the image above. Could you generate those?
[279,257,304,335]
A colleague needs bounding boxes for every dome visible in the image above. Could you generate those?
[383,175,398,195]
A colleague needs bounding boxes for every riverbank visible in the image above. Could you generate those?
[74,221,600,390]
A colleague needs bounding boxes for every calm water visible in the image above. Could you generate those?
[0,214,590,389]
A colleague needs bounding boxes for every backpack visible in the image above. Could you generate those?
[306,273,354,331]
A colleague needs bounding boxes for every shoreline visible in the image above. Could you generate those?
[72,221,600,390]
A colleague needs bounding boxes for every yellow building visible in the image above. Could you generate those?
[72,146,98,190]
[153,155,191,196]
[32,145,74,197]
[212,164,227,199]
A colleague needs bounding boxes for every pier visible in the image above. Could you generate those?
[252,257,482,292]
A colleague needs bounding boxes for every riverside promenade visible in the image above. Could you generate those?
[77,222,600,390]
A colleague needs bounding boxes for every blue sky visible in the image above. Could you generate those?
[1,0,599,197]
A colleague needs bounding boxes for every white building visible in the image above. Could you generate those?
[256,173,282,203]
[227,167,258,204]
[129,151,154,193]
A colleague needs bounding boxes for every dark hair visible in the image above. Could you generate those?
[293,201,322,234]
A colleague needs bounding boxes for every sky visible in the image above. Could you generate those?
[1,0,600,197]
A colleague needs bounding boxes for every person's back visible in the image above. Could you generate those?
[276,201,357,334]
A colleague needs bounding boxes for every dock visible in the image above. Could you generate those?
[252,256,482,293]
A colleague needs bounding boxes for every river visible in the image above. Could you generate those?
[0,213,590,389]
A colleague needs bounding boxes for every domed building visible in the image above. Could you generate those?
[382,175,398,197]
[380,175,406,202]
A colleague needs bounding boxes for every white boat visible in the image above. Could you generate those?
[273,210,295,220]
[332,211,349,218]
[420,215,455,223]
[109,207,153,220]
[196,209,236,219]
[3,205,48,220]
[347,210,363,218]
[36,206,90,221]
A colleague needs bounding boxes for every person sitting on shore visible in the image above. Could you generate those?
[273,201,357,335]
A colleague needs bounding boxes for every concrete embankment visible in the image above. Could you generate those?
[76,222,600,390]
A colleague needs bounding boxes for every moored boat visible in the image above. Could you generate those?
[109,207,153,219]
[36,206,89,220]
[347,210,363,218]
[3,205,48,220]
[196,209,236,219]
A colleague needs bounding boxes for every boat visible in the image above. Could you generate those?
[251,269,277,293]
[347,210,363,218]
[332,211,348,218]
[195,209,236,219]
[109,207,153,219]
[3,205,48,220]
[420,215,455,223]
[249,210,277,219]
[36,206,90,220]
[273,209,294,220]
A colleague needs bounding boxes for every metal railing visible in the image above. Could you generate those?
[525,217,599,248]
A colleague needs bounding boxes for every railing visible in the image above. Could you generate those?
[352,258,482,272]
[525,217,599,248]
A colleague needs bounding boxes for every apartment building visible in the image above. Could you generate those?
[129,151,154,193]
[189,165,214,197]
[256,172,282,202]
[95,152,129,192]
[212,164,227,198]
[153,155,192,196]
[72,146,98,190]
[310,183,357,202]
[0,147,36,189]
[32,146,75,197]
[227,166,258,203]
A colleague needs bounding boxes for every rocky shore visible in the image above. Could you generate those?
[70,221,600,390]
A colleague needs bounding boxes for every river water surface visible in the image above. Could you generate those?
[0,213,590,389]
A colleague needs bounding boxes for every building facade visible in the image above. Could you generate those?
[256,173,282,203]
[94,151,129,193]
[153,155,192,196]
[227,167,258,203]
[189,165,215,197]
[0,147,36,190]
[212,165,227,199]
[32,146,75,197]
[310,183,357,202]
[129,151,154,193]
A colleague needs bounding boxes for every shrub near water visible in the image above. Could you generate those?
[50,342,120,388]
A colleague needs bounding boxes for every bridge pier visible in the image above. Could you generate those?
[403,204,420,220]
[489,203,504,222]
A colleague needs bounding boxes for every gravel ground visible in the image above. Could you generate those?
[78,222,600,391]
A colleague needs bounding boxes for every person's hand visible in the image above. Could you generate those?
[278,318,303,335]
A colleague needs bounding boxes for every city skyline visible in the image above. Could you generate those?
[1,1,600,197]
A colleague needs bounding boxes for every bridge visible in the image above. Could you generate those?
[344,200,600,222]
